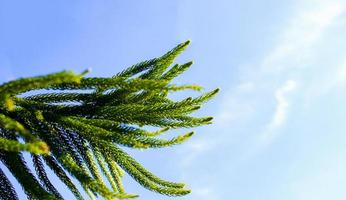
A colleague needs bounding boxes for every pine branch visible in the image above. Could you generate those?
[0,41,219,199]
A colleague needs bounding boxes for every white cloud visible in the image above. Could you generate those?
[260,80,297,144]
[217,1,345,126]
[267,80,297,130]
[262,1,344,72]
[214,1,346,151]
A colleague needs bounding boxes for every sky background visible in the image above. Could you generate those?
[1,0,346,199]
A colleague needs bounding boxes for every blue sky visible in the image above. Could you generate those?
[1,0,346,199]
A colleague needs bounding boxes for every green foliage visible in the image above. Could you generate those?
[0,41,218,200]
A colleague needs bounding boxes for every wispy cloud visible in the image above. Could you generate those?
[262,1,344,72]
[267,80,297,130]
[216,0,345,140]
[260,80,297,144]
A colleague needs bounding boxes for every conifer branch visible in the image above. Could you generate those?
[0,41,218,199]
